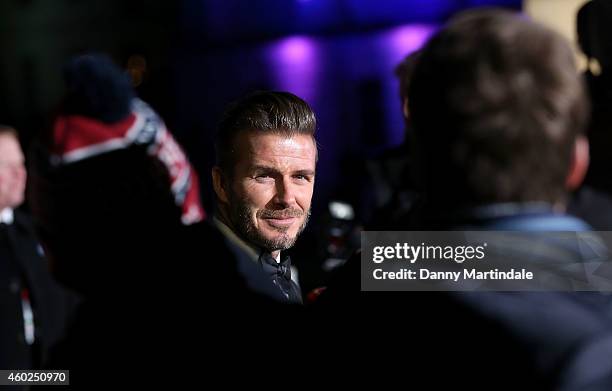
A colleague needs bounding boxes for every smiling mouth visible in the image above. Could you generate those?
[264,217,297,228]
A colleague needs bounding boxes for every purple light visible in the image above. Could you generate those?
[265,35,319,102]
[276,36,314,63]
[381,24,438,145]
[387,24,437,61]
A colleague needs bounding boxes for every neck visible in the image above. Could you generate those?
[214,208,281,259]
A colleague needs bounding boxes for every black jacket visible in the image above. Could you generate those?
[0,209,78,371]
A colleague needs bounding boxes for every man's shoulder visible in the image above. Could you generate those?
[204,220,289,303]
[453,204,592,231]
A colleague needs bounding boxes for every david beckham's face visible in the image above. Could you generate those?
[220,132,316,253]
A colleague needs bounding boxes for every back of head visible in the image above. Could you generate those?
[61,53,134,123]
[214,91,317,175]
[408,9,588,208]
[577,0,612,71]
[395,50,422,111]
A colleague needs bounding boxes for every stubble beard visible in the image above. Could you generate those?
[229,196,311,253]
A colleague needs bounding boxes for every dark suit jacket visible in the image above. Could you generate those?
[0,209,78,371]
[312,210,612,390]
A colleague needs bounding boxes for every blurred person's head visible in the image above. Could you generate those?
[212,91,317,257]
[0,127,26,210]
[408,9,589,210]
[61,53,134,122]
[577,0,612,73]
[395,50,422,121]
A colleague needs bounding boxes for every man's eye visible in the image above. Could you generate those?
[294,175,312,182]
[254,174,273,182]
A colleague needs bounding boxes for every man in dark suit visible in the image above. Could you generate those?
[0,125,76,374]
[211,91,318,304]
[315,9,612,390]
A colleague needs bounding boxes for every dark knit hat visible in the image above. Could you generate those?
[61,53,134,123]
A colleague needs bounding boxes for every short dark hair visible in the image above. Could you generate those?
[577,0,597,60]
[214,91,317,174]
[577,0,612,69]
[408,9,589,207]
[395,50,422,104]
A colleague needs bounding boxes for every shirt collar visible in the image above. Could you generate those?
[213,216,281,263]
[0,208,14,225]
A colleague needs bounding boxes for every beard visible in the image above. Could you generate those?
[228,195,310,253]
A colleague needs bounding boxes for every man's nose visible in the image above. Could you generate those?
[274,177,296,207]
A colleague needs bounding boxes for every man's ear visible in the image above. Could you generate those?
[566,135,590,191]
[402,98,410,120]
[212,166,230,204]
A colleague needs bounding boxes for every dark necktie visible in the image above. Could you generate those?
[258,252,302,304]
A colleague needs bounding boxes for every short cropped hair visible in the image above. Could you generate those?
[408,9,589,206]
[577,0,612,69]
[214,91,317,175]
[395,50,422,104]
